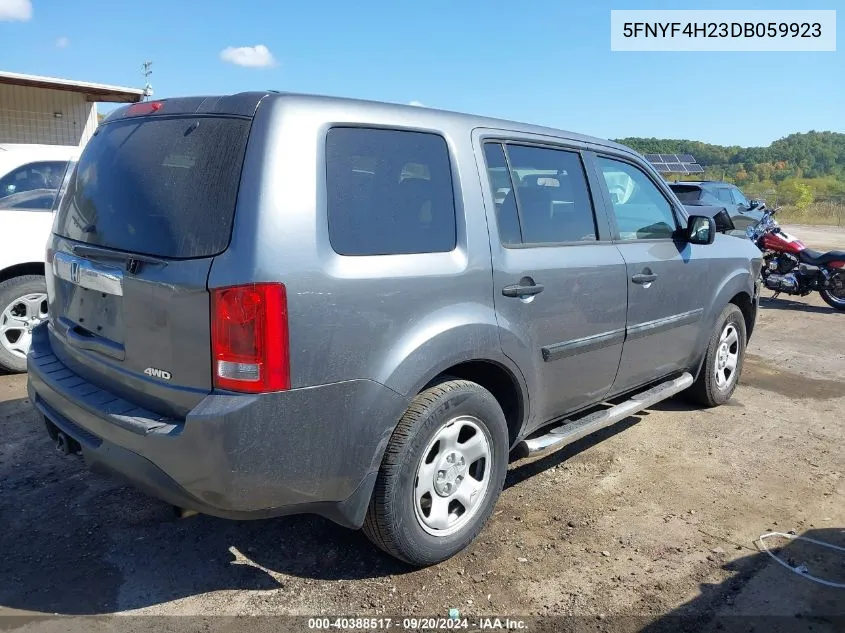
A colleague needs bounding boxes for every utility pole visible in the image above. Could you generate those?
[142,61,153,99]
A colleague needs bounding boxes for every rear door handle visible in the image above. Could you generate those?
[502,282,545,298]
[631,273,658,284]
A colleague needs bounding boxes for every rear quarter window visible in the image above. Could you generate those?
[326,127,457,256]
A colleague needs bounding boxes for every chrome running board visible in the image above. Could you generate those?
[518,373,694,456]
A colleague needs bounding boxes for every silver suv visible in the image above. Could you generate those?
[27,92,762,566]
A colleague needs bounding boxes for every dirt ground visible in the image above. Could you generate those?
[1,227,843,631]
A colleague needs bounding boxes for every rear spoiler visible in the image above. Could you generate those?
[102,91,274,124]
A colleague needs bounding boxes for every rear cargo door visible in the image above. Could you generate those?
[46,114,251,418]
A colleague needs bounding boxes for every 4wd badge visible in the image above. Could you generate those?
[144,367,172,381]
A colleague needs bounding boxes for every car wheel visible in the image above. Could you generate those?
[0,276,49,374]
[687,304,746,407]
[363,379,509,566]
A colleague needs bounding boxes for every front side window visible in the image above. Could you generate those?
[326,127,457,256]
[0,161,68,199]
[0,190,56,210]
[715,188,734,204]
[731,187,749,208]
[596,157,677,240]
[699,189,721,205]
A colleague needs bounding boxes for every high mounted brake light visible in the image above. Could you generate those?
[211,283,290,393]
[126,101,162,116]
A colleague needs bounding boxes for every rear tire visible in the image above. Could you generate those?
[363,379,508,566]
[820,272,845,311]
[687,304,746,407]
[0,276,48,374]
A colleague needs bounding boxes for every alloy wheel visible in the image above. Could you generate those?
[0,293,48,359]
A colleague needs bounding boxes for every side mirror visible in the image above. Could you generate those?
[687,215,716,245]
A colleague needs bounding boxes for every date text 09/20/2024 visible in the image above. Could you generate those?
[307,617,527,630]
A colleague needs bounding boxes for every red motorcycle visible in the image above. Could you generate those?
[746,208,845,310]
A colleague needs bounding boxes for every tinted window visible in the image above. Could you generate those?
[597,157,677,240]
[0,161,67,199]
[54,116,250,258]
[505,145,597,244]
[0,190,56,210]
[326,127,456,256]
[670,185,703,203]
[715,188,733,204]
[483,143,521,245]
[731,187,748,207]
[699,189,721,205]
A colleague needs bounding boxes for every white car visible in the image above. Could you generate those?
[0,144,78,372]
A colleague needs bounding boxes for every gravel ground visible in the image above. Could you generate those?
[1,227,843,631]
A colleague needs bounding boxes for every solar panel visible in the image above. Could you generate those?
[651,163,678,174]
[644,152,703,175]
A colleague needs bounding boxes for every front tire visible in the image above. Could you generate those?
[687,304,747,407]
[363,379,509,566]
[0,275,48,374]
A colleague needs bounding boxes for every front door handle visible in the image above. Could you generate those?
[503,281,545,298]
[632,272,658,284]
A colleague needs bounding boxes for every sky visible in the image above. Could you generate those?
[0,0,842,147]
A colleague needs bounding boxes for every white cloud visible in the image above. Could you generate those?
[409,100,426,107]
[219,44,277,68]
[56,36,70,48]
[0,0,32,21]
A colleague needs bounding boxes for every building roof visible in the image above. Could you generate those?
[0,71,145,103]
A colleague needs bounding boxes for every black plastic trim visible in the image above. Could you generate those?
[542,328,626,362]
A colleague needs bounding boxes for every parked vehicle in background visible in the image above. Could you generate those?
[669,181,765,233]
[679,204,737,236]
[0,144,78,372]
[28,93,761,565]
[747,207,845,310]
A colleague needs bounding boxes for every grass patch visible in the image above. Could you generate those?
[774,202,845,226]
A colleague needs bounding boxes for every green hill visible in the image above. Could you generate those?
[614,132,845,224]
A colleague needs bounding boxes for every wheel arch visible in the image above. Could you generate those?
[420,359,528,449]
[692,270,755,380]
[0,262,45,284]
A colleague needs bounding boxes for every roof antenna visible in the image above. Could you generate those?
[141,61,154,99]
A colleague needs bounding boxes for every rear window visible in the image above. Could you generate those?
[669,185,703,203]
[54,116,250,258]
[326,127,457,256]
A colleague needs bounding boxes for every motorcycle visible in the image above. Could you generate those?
[746,208,845,311]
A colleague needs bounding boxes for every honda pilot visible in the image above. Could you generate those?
[28,92,762,566]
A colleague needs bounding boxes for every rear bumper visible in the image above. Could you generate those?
[27,323,407,528]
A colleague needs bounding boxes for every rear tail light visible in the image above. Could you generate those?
[211,283,289,393]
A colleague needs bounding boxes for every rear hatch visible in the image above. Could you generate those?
[46,105,253,418]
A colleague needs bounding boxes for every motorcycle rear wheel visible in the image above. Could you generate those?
[820,272,845,311]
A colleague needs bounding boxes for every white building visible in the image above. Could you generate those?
[0,71,145,147]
